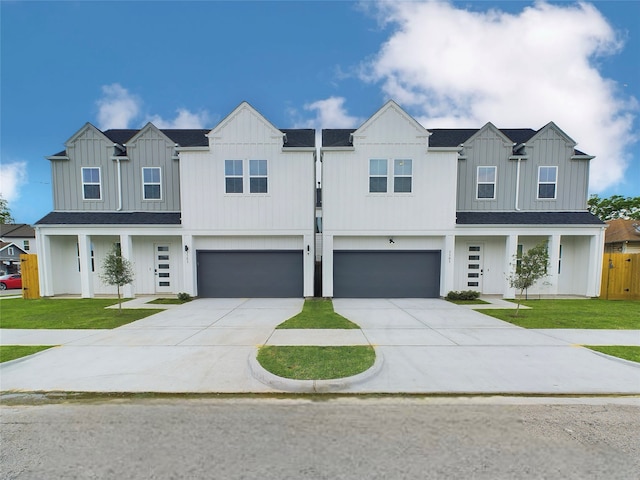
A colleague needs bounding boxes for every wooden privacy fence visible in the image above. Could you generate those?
[20,254,40,299]
[601,253,640,300]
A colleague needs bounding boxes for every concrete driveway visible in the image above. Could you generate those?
[1,297,639,394]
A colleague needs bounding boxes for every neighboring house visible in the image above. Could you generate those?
[0,241,27,274]
[604,218,640,253]
[0,223,36,255]
[321,100,605,298]
[36,102,316,298]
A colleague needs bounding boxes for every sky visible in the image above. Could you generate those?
[1,0,639,224]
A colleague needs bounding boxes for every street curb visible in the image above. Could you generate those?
[248,347,384,393]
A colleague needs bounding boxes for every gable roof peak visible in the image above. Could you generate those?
[355,99,429,137]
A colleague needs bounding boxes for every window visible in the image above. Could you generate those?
[225,160,243,193]
[82,167,101,200]
[538,166,557,199]
[8,247,14,256]
[142,167,161,200]
[249,160,268,193]
[23,240,30,251]
[516,244,523,272]
[477,166,496,199]
[369,159,387,193]
[394,159,412,193]
[558,244,563,274]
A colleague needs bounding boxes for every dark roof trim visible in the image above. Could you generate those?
[36,212,182,226]
[456,211,604,226]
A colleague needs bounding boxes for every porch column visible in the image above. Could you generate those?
[36,231,53,297]
[119,234,134,298]
[303,233,315,297]
[503,234,518,299]
[442,235,455,297]
[547,234,561,295]
[586,230,605,297]
[77,234,94,298]
[181,234,195,296]
[322,234,334,297]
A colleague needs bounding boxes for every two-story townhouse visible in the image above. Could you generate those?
[36,102,316,298]
[321,101,605,298]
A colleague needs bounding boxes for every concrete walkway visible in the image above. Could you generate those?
[1,297,638,394]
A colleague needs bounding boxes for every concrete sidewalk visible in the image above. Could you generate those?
[1,297,639,394]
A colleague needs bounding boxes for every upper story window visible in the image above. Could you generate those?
[225,160,244,193]
[249,160,268,193]
[369,159,387,193]
[477,166,497,199]
[538,166,557,199]
[82,167,101,200]
[7,247,14,256]
[23,240,30,251]
[394,159,412,193]
[142,167,162,200]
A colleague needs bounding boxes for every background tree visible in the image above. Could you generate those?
[0,195,14,224]
[508,242,550,316]
[587,194,640,220]
[100,244,134,312]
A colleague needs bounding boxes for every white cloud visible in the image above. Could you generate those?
[362,0,638,192]
[303,97,362,129]
[96,83,141,129]
[146,108,211,129]
[0,161,28,203]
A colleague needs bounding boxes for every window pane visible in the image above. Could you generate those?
[538,183,556,199]
[143,167,160,183]
[250,177,268,193]
[250,160,267,176]
[477,184,495,199]
[369,159,387,175]
[539,166,556,182]
[394,159,412,175]
[83,168,99,183]
[225,160,242,176]
[394,177,412,193]
[478,166,495,182]
[144,184,161,199]
[84,184,101,199]
[369,177,387,193]
[226,177,243,193]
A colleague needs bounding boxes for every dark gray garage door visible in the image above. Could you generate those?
[197,250,303,298]
[333,250,441,298]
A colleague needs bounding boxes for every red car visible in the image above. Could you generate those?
[0,274,22,290]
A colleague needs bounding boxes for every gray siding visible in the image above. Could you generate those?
[457,125,590,212]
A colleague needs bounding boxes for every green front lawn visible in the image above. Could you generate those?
[257,345,376,380]
[0,345,54,363]
[586,346,640,363]
[478,299,640,329]
[277,298,360,329]
[0,298,162,329]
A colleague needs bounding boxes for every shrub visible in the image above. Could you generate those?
[446,290,480,301]
[177,292,192,302]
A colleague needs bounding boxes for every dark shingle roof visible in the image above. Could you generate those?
[0,224,35,238]
[456,211,604,225]
[36,212,181,225]
[281,129,315,148]
[427,128,537,148]
[322,129,356,147]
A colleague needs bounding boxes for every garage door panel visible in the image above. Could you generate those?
[197,251,303,298]
[333,250,441,298]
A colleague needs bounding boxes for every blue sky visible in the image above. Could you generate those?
[1,0,639,224]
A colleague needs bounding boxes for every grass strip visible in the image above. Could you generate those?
[0,346,54,363]
[0,298,162,329]
[257,345,375,380]
[147,298,189,305]
[447,299,490,305]
[586,346,640,363]
[277,298,360,329]
[477,299,640,329]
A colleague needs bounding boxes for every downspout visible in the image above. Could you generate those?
[514,157,521,211]
[116,157,123,211]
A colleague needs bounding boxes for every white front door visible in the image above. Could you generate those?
[465,243,484,292]
[154,244,173,294]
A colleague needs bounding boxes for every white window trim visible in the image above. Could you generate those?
[8,247,14,256]
[249,159,268,194]
[393,159,413,194]
[224,159,244,194]
[476,166,497,200]
[537,166,558,200]
[369,159,388,193]
[142,167,162,201]
[81,167,102,201]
